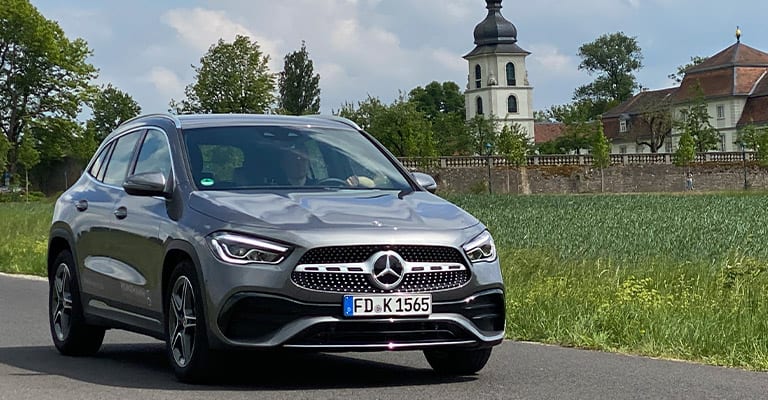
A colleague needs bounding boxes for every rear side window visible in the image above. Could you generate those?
[88,143,113,182]
[102,131,142,186]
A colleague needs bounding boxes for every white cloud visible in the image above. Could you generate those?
[527,44,580,76]
[146,66,184,98]
[163,8,282,71]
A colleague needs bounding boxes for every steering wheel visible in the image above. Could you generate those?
[317,177,349,187]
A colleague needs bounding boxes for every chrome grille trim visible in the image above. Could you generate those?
[294,262,466,274]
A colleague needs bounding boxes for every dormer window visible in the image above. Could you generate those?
[475,65,482,89]
[506,62,516,86]
[619,120,628,133]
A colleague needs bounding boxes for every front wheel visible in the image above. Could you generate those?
[165,260,213,383]
[49,250,105,356]
[424,347,493,375]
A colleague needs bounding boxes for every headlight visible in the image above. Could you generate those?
[207,233,291,265]
[463,230,496,263]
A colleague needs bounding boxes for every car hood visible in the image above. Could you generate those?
[188,190,479,231]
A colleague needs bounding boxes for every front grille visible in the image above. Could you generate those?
[292,270,471,293]
[299,245,465,265]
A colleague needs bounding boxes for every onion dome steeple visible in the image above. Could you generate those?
[473,1,518,45]
[464,0,529,58]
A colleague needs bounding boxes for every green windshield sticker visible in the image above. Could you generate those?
[200,178,214,186]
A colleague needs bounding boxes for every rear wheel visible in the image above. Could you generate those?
[165,260,213,383]
[49,250,105,356]
[424,347,493,375]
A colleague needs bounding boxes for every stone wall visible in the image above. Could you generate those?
[421,162,768,194]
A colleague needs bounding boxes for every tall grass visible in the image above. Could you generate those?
[449,193,768,370]
[0,202,52,276]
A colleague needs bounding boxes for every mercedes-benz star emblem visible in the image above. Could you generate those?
[370,251,406,290]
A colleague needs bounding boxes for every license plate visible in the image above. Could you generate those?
[343,294,432,317]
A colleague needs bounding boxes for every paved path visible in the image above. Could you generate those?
[1,273,767,399]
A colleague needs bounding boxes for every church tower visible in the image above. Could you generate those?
[464,0,534,140]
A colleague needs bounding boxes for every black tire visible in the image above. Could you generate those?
[165,260,213,383]
[424,347,493,375]
[48,250,105,356]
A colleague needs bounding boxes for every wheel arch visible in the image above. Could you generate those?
[48,226,76,279]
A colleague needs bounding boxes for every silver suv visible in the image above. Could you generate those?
[47,114,505,382]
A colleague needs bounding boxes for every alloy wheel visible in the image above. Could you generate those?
[51,263,74,341]
[168,276,196,367]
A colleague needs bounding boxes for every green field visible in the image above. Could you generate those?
[3,193,768,369]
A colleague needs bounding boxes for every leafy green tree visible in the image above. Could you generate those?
[635,96,673,153]
[88,84,141,142]
[408,81,467,155]
[675,82,719,152]
[674,127,695,168]
[278,41,320,115]
[0,0,97,174]
[537,101,594,154]
[171,35,275,114]
[338,95,436,158]
[466,115,498,156]
[574,32,643,118]
[668,56,707,84]
[738,124,768,166]
[496,123,530,166]
[16,134,39,196]
[592,119,611,192]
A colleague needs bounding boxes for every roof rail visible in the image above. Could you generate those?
[309,115,363,131]
[119,113,182,129]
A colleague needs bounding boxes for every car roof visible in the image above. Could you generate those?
[114,113,362,135]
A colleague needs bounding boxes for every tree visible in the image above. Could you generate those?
[668,56,707,84]
[592,119,610,192]
[337,95,436,158]
[466,115,498,156]
[674,127,695,168]
[171,35,275,114]
[16,134,39,198]
[738,124,768,166]
[88,84,141,142]
[634,97,673,153]
[408,81,468,155]
[574,32,643,118]
[496,123,530,167]
[675,83,719,152]
[278,41,320,115]
[538,102,594,154]
[1,0,97,175]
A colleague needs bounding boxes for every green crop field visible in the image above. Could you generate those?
[3,192,768,369]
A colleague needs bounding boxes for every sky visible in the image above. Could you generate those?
[30,0,768,117]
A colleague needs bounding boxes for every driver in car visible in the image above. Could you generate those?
[280,144,375,188]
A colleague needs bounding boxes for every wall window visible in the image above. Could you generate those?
[720,134,726,151]
[619,145,627,154]
[717,104,725,119]
[507,95,518,113]
[475,65,482,89]
[619,120,628,133]
[665,140,673,153]
[635,145,643,153]
[506,62,516,86]
[476,97,484,115]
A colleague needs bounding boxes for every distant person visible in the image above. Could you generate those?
[685,172,694,191]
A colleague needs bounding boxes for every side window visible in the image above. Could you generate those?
[133,129,172,180]
[88,142,113,182]
[102,131,142,186]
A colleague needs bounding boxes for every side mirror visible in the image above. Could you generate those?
[412,172,437,194]
[123,172,171,198]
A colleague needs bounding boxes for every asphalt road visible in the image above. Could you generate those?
[2,273,768,400]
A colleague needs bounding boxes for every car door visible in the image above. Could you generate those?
[108,127,174,321]
[77,130,144,306]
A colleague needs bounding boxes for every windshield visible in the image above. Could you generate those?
[183,125,412,191]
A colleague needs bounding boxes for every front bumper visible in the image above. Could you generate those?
[212,289,505,351]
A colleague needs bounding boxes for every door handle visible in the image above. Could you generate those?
[113,206,128,220]
[75,200,88,212]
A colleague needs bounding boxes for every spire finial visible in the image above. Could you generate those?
[736,26,741,42]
